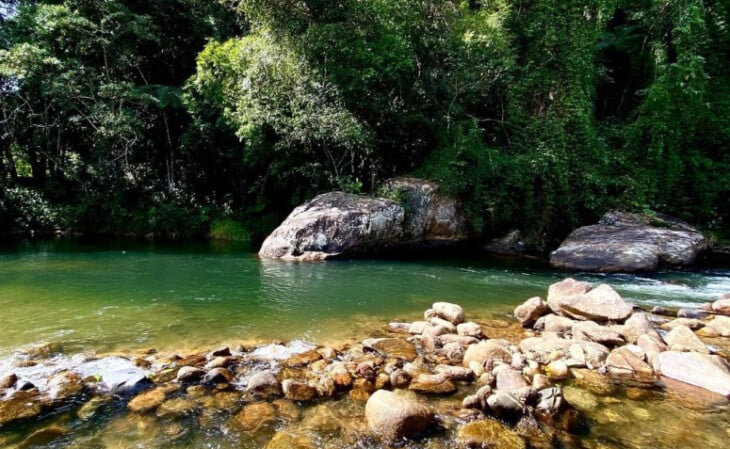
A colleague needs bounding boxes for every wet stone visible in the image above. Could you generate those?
[457,419,526,449]
[128,387,167,413]
[408,373,457,395]
[282,379,317,401]
[156,397,198,419]
[0,390,45,426]
[176,366,206,383]
[283,350,322,368]
[362,337,417,361]
[18,425,67,449]
[235,401,277,432]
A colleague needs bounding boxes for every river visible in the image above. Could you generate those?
[0,239,729,449]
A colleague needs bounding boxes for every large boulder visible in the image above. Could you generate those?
[654,351,730,398]
[550,211,708,272]
[258,192,404,261]
[382,177,470,242]
[365,390,434,442]
[259,179,469,261]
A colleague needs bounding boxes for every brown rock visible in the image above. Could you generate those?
[283,350,322,368]
[282,379,317,401]
[47,371,84,401]
[365,390,434,442]
[457,419,526,449]
[203,367,234,384]
[362,338,417,361]
[265,430,314,449]
[272,398,302,421]
[514,297,549,327]
[408,373,456,395]
[437,334,479,348]
[0,390,44,425]
[18,425,67,448]
[235,402,277,432]
[128,387,166,413]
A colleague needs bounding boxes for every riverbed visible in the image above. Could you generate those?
[0,239,729,449]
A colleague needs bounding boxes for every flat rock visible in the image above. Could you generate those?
[663,325,709,353]
[519,336,572,364]
[660,318,705,331]
[654,351,730,398]
[514,297,550,328]
[47,371,84,401]
[365,390,434,442]
[363,338,417,361]
[457,419,526,449]
[549,211,708,272]
[556,284,633,322]
[408,373,456,395]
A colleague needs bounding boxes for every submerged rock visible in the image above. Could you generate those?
[457,419,526,449]
[128,387,167,413]
[365,390,434,442]
[362,338,417,361]
[549,211,708,272]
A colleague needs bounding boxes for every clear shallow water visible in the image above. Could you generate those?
[1,239,730,449]
[1,239,729,358]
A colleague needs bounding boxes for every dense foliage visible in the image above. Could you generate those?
[1,0,728,246]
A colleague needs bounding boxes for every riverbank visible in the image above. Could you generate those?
[1,279,729,449]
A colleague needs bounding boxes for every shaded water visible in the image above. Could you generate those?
[0,239,729,449]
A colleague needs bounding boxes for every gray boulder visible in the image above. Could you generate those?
[258,192,404,261]
[259,178,470,261]
[514,297,549,328]
[550,211,708,272]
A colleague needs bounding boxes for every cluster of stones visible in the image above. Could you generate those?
[2,283,729,449]
[514,279,730,398]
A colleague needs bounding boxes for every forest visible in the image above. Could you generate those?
[1,0,728,249]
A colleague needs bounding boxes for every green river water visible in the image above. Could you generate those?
[0,239,729,449]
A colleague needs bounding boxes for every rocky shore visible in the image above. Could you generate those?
[1,281,730,448]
